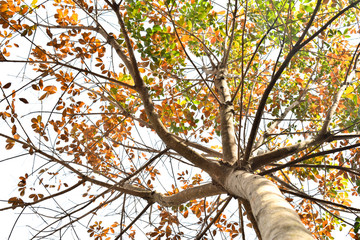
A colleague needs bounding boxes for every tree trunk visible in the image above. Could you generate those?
[224,170,314,240]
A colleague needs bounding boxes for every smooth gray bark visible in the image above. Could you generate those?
[225,171,314,240]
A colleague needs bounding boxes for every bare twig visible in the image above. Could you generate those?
[114,203,152,240]
[195,197,231,240]
[259,142,360,175]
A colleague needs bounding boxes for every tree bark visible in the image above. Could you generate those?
[213,67,238,164]
[224,170,314,240]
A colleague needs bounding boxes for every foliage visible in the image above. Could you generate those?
[1,0,360,239]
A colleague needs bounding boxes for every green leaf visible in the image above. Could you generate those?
[153,25,161,32]
[187,20,192,30]
[304,5,314,13]
[354,217,360,233]
[110,87,118,95]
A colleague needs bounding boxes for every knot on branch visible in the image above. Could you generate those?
[224,100,233,106]
[220,100,233,107]
[106,35,115,44]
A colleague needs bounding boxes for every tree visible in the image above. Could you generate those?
[1,0,360,239]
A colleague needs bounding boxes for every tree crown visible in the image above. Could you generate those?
[1,0,360,239]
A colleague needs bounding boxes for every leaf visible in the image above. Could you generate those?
[46,28,53,38]
[165,225,172,236]
[304,5,313,13]
[187,20,192,30]
[5,142,14,150]
[20,5,29,15]
[12,125,16,135]
[354,217,360,233]
[39,92,49,100]
[19,98,29,104]
[39,79,43,89]
[344,86,354,95]
[32,84,40,91]
[3,82,11,89]
[153,25,161,32]
[295,78,303,84]
[71,13,78,22]
[8,197,24,209]
[344,86,355,99]
[43,86,57,94]
[31,0,38,7]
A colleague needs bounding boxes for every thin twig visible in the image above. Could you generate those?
[114,203,152,240]
[195,197,232,240]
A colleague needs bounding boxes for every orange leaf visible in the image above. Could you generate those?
[0,3,9,12]
[183,210,188,218]
[304,68,312,73]
[39,92,49,100]
[12,125,16,135]
[43,85,57,94]
[5,142,14,150]
[20,6,28,15]
[295,78,303,84]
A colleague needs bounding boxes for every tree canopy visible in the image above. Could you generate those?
[1,0,360,239]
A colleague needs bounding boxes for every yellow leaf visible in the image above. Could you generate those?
[31,0,37,7]
[181,35,189,42]
[343,86,355,99]
[344,85,354,95]
[138,68,145,73]
[71,13,78,22]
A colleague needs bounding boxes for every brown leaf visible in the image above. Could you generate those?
[46,28,53,38]
[19,98,29,104]
[3,82,11,89]
[5,142,14,150]
[12,125,17,135]
[32,84,40,91]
